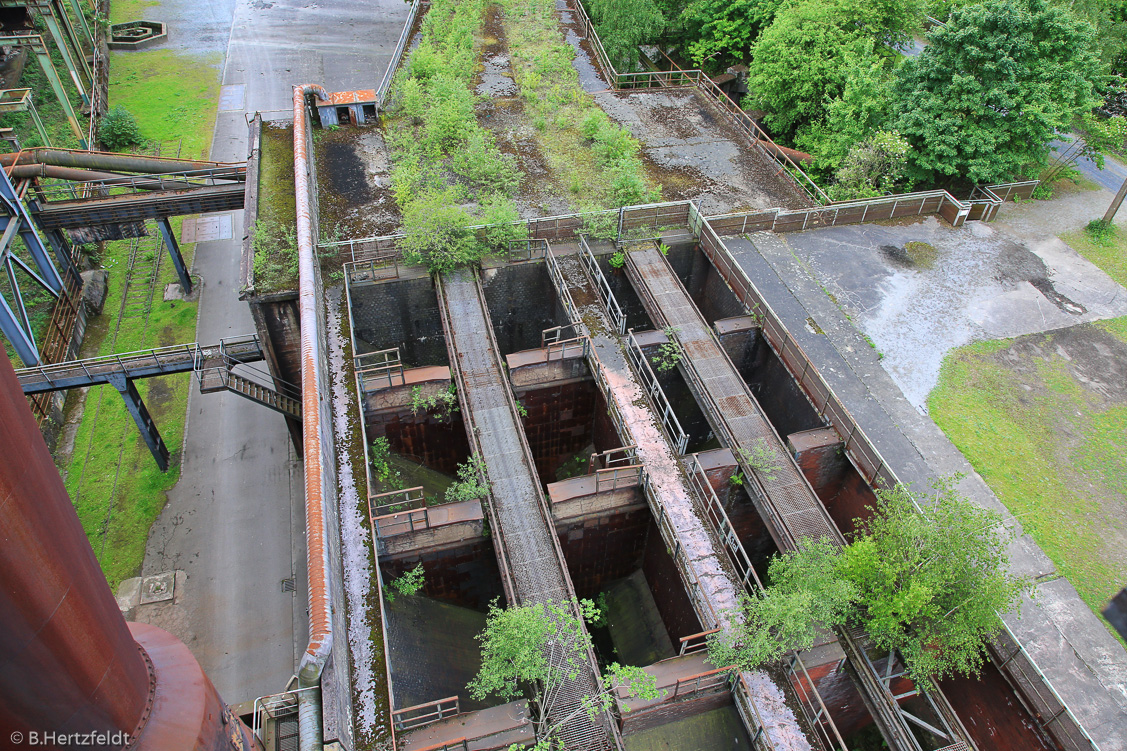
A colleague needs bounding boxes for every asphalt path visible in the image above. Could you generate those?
[140,0,410,705]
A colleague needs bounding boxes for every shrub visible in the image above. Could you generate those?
[400,191,480,274]
[99,106,143,150]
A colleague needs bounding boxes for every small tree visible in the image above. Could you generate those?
[469,598,663,746]
[99,106,143,150]
[589,0,666,70]
[831,130,910,200]
[711,481,1031,685]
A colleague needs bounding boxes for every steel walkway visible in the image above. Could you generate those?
[624,243,842,551]
[437,269,617,751]
[623,241,975,751]
[31,181,247,230]
[548,248,812,749]
[16,336,265,394]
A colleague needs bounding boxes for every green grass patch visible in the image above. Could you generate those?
[64,228,199,590]
[929,340,1127,642]
[252,123,299,294]
[108,49,222,160]
[110,0,160,21]
[59,41,223,589]
[1061,223,1127,291]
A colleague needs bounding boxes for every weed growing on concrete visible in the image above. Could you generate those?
[446,453,489,504]
[651,326,682,372]
[410,384,459,420]
[737,438,779,483]
[515,400,529,418]
[386,563,426,603]
[368,437,405,490]
[608,250,626,269]
[252,219,299,293]
[1086,218,1116,246]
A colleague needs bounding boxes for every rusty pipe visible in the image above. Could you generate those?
[758,140,814,165]
[7,164,239,191]
[0,147,242,175]
[293,82,332,751]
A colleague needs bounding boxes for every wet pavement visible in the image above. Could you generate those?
[778,216,1127,411]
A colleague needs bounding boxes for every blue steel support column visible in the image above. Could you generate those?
[0,168,63,293]
[107,373,170,471]
[157,217,192,294]
[0,289,38,365]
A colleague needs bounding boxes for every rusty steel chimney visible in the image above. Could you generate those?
[0,347,257,751]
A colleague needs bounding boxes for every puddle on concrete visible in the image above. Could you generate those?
[476,52,518,97]
[556,0,610,92]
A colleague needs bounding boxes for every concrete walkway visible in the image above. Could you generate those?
[137,0,412,706]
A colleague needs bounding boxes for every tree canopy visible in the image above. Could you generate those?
[710,481,1031,685]
[894,0,1103,184]
[589,0,667,70]
[469,598,662,745]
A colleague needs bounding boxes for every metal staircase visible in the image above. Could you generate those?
[197,366,301,419]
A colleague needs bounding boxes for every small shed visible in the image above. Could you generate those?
[315,89,378,126]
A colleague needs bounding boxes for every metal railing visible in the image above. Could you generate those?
[615,662,733,701]
[545,336,590,362]
[989,622,1102,751]
[787,652,850,751]
[730,671,782,751]
[592,464,643,493]
[346,254,401,284]
[508,237,549,263]
[372,507,432,538]
[252,685,319,746]
[625,328,688,454]
[370,486,426,516]
[686,454,765,593]
[355,347,405,390]
[579,235,626,334]
[588,445,637,471]
[542,323,580,347]
[544,239,581,325]
[375,0,423,109]
[678,628,721,656]
[392,695,461,732]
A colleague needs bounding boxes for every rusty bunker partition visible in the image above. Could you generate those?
[687,201,1100,751]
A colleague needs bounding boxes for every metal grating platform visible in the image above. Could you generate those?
[439,269,615,751]
[625,245,841,552]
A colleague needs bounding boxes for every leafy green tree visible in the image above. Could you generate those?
[589,0,666,70]
[747,0,869,136]
[711,482,1031,685]
[894,0,1103,184]
[470,598,663,744]
[796,40,896,173]
[831,130,911,199]
[678,0,784,67]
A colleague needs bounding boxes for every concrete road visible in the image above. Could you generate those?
[1051,135,1127,193]
[140,0,411,705]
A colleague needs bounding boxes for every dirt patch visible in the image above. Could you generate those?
[314,125,400,243]
[595,89,809,214]
[992,324,1127,404]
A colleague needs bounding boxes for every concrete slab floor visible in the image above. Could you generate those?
[622,705,753,751]
[780,209,1127,411]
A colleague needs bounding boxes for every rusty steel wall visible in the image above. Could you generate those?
[0,347,151,745]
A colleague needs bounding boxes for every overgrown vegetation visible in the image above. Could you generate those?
[385,563,426,603]
[410,383,459,420]
[651,326,682,372]
[709,481,1031,684]
[497,0,660,208]
[385,0,525,274]
[469,597,662,745]
[252,219,299,293]
[253,123,298,294]
[445,452,490,503]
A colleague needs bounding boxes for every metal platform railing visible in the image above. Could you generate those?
[625,328,688,454]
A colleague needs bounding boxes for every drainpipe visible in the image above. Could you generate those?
[0,147,242,175]
[293,82,332,751]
